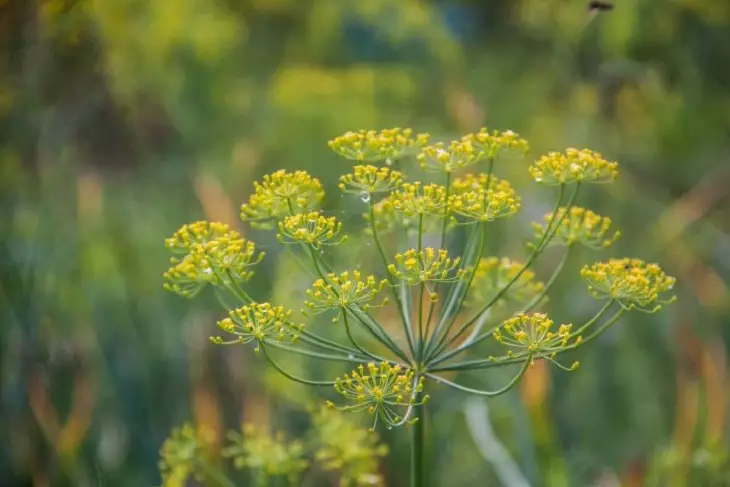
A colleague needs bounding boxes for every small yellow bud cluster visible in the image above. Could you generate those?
[581,258,676,312]
[469,257,545,306]
[313,407,388,486]
[463,128,530,158]
[417,128,528,172]
[164,221,232,254]
[328,128,429,162]
[211,303,303,350]
[388,182,449,217]
[329,362,428,430]
[449,174,521,222]
[339,165,404,194]
[529,148,618,185]
[494,313,580,362]
[159,423,211,484]
[277,211,346,249]
[223,425,308,483]
[388,248,465,285]
[304,270,387,318]
[240,170,324,226]
[163,222,264,298]
[532,207,620,249]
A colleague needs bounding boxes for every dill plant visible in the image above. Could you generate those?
[163,128,676,486]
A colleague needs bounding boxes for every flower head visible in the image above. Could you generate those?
[339,165,404,194]
[581,258,676,312]
[469,257,545,306]
[223,425,308,483]
[164,224,264,298]
[532,207,620,249]
[494,313,580,366]
[164,221,233,254]
[388,248,465,285]
[418,129,528,172]
[328,362,428,430]
[240,170,324,227]
[328,128,429,163]
[389,182,449,217]
[159,424,213,485]
[211,303,304,350]
[305,271,387,318]
[277,212,346,248]
[313,408,387,487]
[529,148,618,185]
[449,174,521,222]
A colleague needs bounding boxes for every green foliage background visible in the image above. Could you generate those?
[1,0,729,485]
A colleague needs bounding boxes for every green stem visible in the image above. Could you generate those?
[198,460,237,487]
[426,354,533,395]
[343,310,384,361]
[265,340,372,363]
[439,171,452,249]
[410,399,425,487]
[260,344,335,386]
[299,330,364,356]
[369,200,416,359]
[417,282,425,361]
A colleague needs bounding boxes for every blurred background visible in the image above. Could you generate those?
[2,0,730,485]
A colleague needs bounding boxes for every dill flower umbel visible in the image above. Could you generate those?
[328,128,429,162]
[449,174,521,222]
[211,303,304,350]
[389,182,449,217]
[328,362,428,430]
[277,211,346,248]
[240,170,324,226]
[223,425,308,483]
[304,270,388,318]
[164,221,234,254]
[469,257,545,306]
[163,225,264,298]
[462,128,529,159]
[581,258,676,312]
[529,148,618,185]
[388,248,465,285]
[532,207,620,249]
[339,165,404,194]
[418,129,529,172]
[159,424,212,485]
[494,313,580,364]
[313,408,388,487]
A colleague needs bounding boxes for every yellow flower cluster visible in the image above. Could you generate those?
[211,303,304,350]
[463,128,530,158]
[418,140,485,173]
[329,362,427,430]
[223,425,308,483]
[304,270,387,317]
[532,207,620,249]
[159,423,212,485]
[417,128,528,172]
[469,257,545,306]
[163,222,264,298]
[529,148,618,185]
[240,170,324,226]
[328,128,429,162]
[494,313,580,360]
[388,248,465,285]
[389,182,449,217]
[313,408,388,487]
[449,174,521,222]
[164,221,232,254]
[581,259,676,312]
[339,165,404,194]
[277,212,346,248]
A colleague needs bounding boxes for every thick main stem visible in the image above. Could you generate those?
[411,400,425,487]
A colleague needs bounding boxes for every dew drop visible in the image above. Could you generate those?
[385,158,393,166]
[348,353,355,360]
[359,191,371,204]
